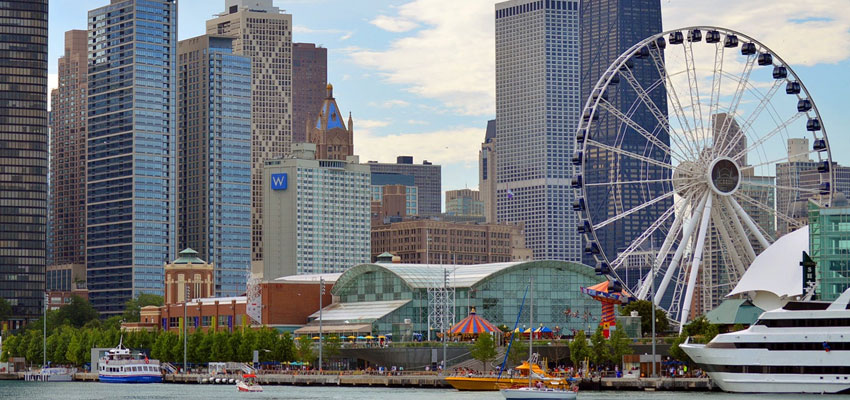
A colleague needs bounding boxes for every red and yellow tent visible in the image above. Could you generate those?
[448,307,498,336]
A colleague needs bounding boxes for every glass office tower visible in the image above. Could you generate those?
[0,0,49,328]
[178,35,252,297]
[87,0,177,315]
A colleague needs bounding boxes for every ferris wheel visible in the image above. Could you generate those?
[572,26,835,328]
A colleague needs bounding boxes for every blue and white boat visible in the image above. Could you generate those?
[98,338,162,383]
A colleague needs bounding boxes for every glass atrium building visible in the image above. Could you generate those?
[307,261,603,337]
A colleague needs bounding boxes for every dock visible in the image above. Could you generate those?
[62,372,712,391]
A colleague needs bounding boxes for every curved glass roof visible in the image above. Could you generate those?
[333,261,594,293]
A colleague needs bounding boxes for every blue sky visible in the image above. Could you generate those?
[48,0,850,210]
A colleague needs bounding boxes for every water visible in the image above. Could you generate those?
[0,381,837,399]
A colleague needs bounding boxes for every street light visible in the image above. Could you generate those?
[184,285,189,374]
[319,277,325,373]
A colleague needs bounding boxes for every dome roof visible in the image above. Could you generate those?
[172,248,206,264]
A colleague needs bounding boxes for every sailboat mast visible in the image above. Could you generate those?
[529,276,533,388]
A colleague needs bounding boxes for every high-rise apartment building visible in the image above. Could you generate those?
[479,119,497,223]
[177,35,252,297]
[307,84,353,161]
[495,0,581,260]
[207,0,293,263]
[0,0,49,327]
[50,30,87,273]
[292,43,327,143]
[368,157,441,217]
[262,143,370,279]
[371,173,418,217]
[86,0,177,315]
[580,0,668,264]
[445,189,483,217]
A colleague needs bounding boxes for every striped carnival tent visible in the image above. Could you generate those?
[581,280,634,338]
[448,307,498,336]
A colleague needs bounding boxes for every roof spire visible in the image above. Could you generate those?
[326,83,333,98]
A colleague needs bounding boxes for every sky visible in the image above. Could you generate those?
[48,0,850,211]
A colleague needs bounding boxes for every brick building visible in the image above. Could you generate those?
[371,219,531,264]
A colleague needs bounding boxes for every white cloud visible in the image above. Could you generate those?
[356,119,391,129]
[370,15,419,33]
[350,0,495,116]
[294,25,354,40]
[47,74,57,111]
[663,0,850,66]
[406,119,428,125]
[356,127,483,166]
[381,99,410,108]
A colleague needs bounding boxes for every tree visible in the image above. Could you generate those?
[322,335,342,363]
[619,300,669,335]
[255,328,278,363]
[608,328,632,366]
[25,329,43,366]
[1,334,20,361]
[0,297,11,322]
[236,329,255,362]
[211,331,232,362]
[670,316,720,363]
[568,330,590,368]
[507,335,528,366]
[469,332,498,372]
[589,329,611,366]
[275,332,296,362]
[188,330,206,364]
[296,335,315,364]
[122,294,164,323]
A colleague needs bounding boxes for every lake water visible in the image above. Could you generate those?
[0,381,833,399]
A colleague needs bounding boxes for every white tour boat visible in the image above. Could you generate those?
[681,287,850,393]
[98,337,162,383]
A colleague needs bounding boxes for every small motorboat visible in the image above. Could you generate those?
[236,373,263,392]
[501,385,577,399]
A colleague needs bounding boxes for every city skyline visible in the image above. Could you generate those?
[44,0,850,204]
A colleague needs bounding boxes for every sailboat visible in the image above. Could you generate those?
[501,277,577,400]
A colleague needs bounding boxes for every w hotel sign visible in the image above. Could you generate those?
[271,173,288,190]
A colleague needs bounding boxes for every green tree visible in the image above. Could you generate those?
[296,335,315,364]
[187,330,205,364]
[568,330,590,367]
[589,329,611,366]
[322,335,342,363]
[619,300,669,336]
[211,331,232,362]
[228,330,246,362]
[25,329,44,366]
[1,333,20,361]
[607,328,632,366]
[0,297,11,322]
[122,294,164,323]
[275,332,296,362]
[65,330,86,366]
[469,332,498,372]
[507,335,528,365]
[670,316,720,363]
[237,328,256,362]
[255,328,278,362]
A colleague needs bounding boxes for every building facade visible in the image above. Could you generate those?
[479,119,497,223]
[86,0,177,315]
[49,30,87,276]
[177,35,252,297]
[371,219,530,264]
[371,172,418,217]
[445,189,484,217]
[292,43,327,144]
[0,0,49,327]
[580,0,668,265]
[207,0,293,263]
[368,157,441,218]
[163,248,215,305]
[307,84,354,161]
[262,143,371,279]
[808,197,850,301]
[495,0,581,261]
[304,261,601,337]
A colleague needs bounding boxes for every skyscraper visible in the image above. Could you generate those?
[50,30,87,274]
[86,0,177,315]
[368,157,441,217]
[580,0,668,263]
[495,0,581,260]
[0,0,49,328]
[293,43,327,144]
[177,35,252,297]
[207,0,293,263]
[479,119,497,223]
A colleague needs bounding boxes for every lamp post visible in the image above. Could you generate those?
[650,257,657,378]
[319,277,325,372]
[184,285,189,374]
[43,292,47,367]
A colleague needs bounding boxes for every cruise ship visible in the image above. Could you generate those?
[98,338,162,383]
[681,287,850,393]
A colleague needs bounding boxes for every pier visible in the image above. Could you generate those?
[59,372,713,390]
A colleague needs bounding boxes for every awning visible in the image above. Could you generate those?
[293,323,371,335]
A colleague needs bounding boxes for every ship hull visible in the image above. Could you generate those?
[99,374,163,383]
